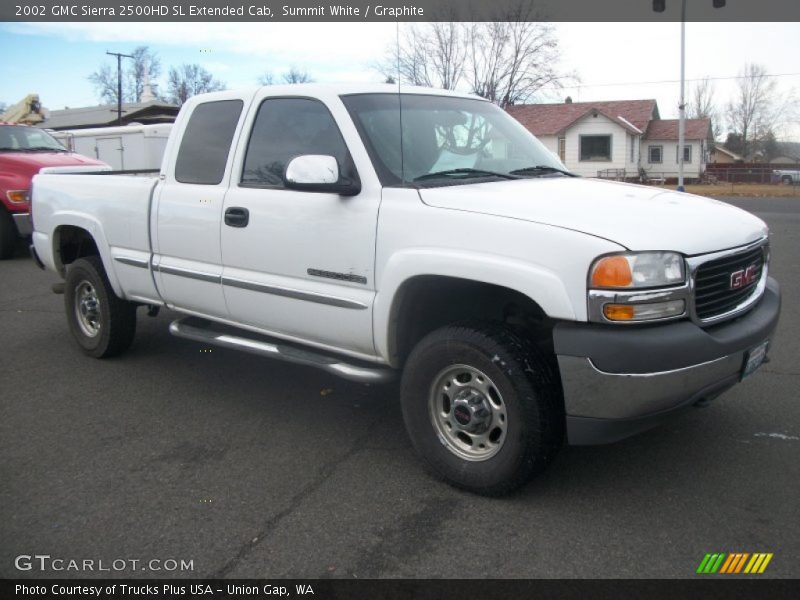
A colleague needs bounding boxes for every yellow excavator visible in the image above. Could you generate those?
[0,94,46,125]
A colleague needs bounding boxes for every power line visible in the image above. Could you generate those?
[551,71,800,90]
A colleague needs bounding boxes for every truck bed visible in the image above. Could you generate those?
[31,171,161,304]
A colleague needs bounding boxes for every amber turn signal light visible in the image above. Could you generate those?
[603,304,636,321]
[591,256,632,288]
[6,190,29,204]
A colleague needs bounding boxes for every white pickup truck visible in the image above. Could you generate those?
[30,85,781,495]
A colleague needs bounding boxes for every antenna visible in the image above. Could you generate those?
[396,22,405,184]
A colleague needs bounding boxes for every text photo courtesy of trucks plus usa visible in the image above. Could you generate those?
[2,0,799,594]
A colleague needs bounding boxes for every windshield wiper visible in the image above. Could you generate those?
[509,165,575,177]
[414,168,519,182]
[22,146,67,152]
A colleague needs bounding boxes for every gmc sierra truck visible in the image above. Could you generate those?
[30,85,781,495]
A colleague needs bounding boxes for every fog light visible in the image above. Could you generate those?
[603,300,685,322]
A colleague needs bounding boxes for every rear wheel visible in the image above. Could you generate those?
[64,256,137,358]
[0,209,16,260]
[782,175,793,185]
[400,322,564,496]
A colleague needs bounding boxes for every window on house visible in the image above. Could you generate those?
[558,137,566,162]
[676,144,692,164]
[579,135,611,161]
[648,145,663,164]
[630,136,635,163]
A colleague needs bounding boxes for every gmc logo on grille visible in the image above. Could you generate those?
[730,265,758,290]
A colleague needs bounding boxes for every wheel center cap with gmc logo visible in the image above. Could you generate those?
[451,389,492,433]
[453,405,472,425]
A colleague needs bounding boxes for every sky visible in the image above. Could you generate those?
[1,21,798,140]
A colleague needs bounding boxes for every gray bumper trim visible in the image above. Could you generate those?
[558,352,745,421]
[12,212,32,236]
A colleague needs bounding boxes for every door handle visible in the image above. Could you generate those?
[224,207,249,228]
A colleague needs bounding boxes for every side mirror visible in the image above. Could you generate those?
[284,155,360,196]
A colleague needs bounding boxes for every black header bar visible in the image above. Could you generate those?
[3,0,799,22]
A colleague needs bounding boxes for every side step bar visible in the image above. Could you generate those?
[168,316,396,384]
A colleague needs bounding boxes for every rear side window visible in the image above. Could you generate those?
[175,100,243,185]
[241,98,354,188]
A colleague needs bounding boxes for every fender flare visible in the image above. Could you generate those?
[373,248,576,364]
[51,212,124,298]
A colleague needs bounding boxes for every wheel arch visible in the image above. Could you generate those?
[52,220,123,297]
[374,250,576,367]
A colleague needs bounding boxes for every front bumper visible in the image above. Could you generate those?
[12,212,32,236]
[555,277,781,445]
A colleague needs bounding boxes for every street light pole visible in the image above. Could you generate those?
[653,0,725,192]
[106,51,134,125]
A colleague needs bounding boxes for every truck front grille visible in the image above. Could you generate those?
[693,245,766,322]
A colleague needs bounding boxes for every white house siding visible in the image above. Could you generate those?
[563,114,631,177]
[535,134,558,155]
[642,139,704,179]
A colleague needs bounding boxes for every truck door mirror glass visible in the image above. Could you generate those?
[284,155,360,196]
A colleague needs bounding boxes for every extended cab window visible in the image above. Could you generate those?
[175,100,243,185]
[241,98,354,188]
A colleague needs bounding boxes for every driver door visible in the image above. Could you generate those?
[220,95,379,357]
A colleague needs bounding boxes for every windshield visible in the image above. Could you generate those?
[341,93,569,186]
[0,125,66,152]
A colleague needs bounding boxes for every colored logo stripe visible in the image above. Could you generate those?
[697,552,773,574]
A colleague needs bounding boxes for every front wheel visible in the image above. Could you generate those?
[400,323,564,496]
[64,256,137,358]
[782,175,794,185]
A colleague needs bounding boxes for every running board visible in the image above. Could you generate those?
[168,317,396,384]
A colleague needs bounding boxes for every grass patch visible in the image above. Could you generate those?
[662,183,800,198]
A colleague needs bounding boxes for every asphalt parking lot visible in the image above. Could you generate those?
[1,197,798,580]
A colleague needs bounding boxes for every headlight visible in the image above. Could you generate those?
[588,251,688,324]
[590,252,685,289]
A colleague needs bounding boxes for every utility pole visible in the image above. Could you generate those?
[106,51,134,125]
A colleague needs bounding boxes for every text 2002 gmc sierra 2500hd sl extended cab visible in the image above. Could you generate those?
[30,85,781,495]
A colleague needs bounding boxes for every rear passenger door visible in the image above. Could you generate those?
[220,95,380,358]
[152,96,247,318]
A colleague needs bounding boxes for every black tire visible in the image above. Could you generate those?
[64,255,137,358]
[0,208,16,260]
[400,322,564,496]
[782,175,793,185]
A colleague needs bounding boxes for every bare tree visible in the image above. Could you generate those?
[88,63,121,105]
[375,1,569,106]
[88,46,161,104]
[726,63,780,159]
[257,72,275,85]
[687,76,720,138]
[166,64,226,106]
[688,76,715,119]
[128,46,161,102]
[282,67,314,84]
[379,19,465,89]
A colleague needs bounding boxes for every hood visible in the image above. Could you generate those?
[0,152,106,181]
[419,177,768,255]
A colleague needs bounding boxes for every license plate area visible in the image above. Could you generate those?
[741,340,769,380]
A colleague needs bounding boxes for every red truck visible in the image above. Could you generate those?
[0,123,105,259]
